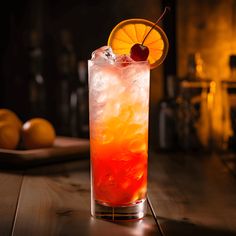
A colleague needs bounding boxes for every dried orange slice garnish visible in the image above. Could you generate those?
[107,18,169,69]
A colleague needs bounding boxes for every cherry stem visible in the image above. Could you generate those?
[141,6,170,45]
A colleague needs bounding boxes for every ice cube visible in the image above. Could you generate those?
[91,46,116,63]
[96,93,107,104]
[113,102,121,116]
[115,55,134,67]
[124,64,149,89]
[129,138,147,153]
[89,107,104,121]
[133,111,149,124]
[89,64,121,92]
[122,63,150,104]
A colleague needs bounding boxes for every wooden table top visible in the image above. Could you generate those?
[1,151,236,236]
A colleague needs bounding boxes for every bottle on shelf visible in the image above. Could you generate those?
[176,79,201,151]
[56,30,77,136]
[176,52,213,151]
[70,60,89,138]
[229,55,236,80]
[186,52,205,80]
[156,75,178,151]
[28,30,47,118]
[221,55,236,151]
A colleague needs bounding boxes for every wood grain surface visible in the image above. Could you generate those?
[1,151,236,235]
[148,152,236,236]
[11,159,160,236]
[0,171,23,236]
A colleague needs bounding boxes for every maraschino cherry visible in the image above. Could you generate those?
[130,7,170,61]
[130,44,149,61]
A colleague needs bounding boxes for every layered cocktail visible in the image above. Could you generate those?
[89,47,149,219]
[89,9,169,220]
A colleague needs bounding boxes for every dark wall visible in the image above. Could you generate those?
[0,0,30,114]
[0,0,164,121]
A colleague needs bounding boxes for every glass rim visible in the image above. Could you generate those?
[88,59,149,65]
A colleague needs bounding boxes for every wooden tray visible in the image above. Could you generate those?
[0,136,90,167]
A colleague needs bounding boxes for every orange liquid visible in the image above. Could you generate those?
[89,60,149,207]
[90,111,148,206]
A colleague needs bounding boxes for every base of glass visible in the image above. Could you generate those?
[91,199,147,221]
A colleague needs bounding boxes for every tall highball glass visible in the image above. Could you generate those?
[88,59,150,220]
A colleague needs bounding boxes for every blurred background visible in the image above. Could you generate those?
[1,0,236,153]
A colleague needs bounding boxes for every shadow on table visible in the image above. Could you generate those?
[90,216,159,236]
[158,216,236,236]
